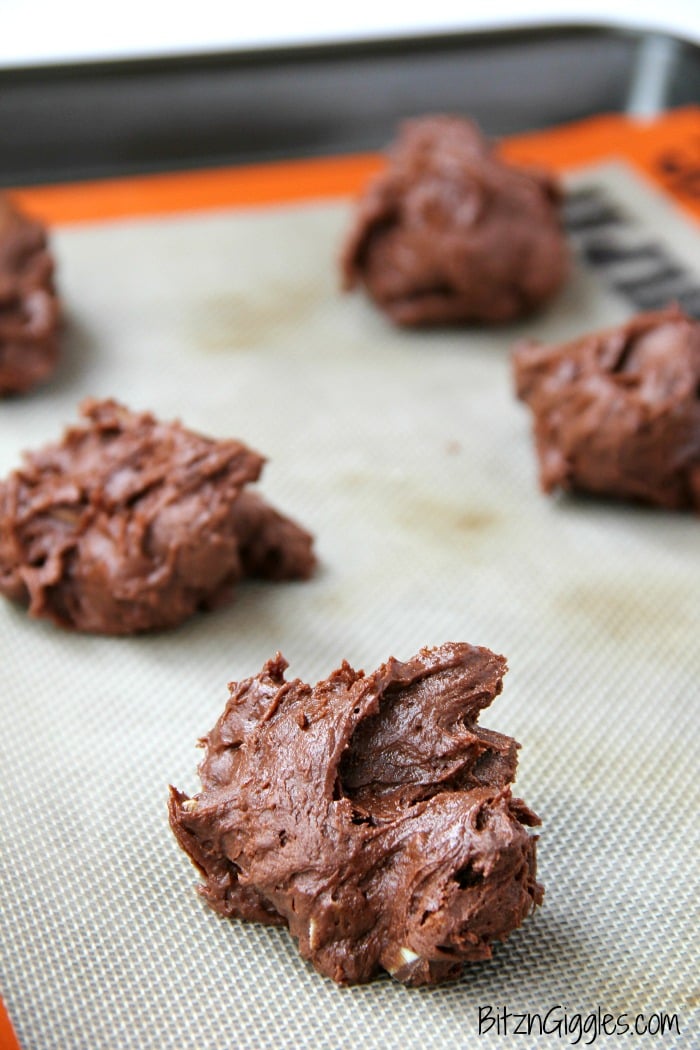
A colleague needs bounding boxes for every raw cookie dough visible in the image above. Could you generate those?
[169,642,542,986]
[341,115,568,325]
[0,399,315,633]
[513,306,700,509]
[0,195,60,395]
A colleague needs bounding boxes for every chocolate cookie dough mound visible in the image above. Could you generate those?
[169,643,542,986]
[342,115,568,325]
[0,399,315,633]
[0,196,60,395]
[513,306,700,509]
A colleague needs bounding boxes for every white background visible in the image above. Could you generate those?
[2,0,700,67]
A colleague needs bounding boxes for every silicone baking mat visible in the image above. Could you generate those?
[1,111,699,1049]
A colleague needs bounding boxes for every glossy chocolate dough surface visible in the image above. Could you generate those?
[170,643,542,986]
[342,115,568,325]
[0,399,315,633]
[0,195,59,395]
[513,306,700,509]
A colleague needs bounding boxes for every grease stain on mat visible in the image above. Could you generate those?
[340,470,503,549]
[188,281,325,351]
[398,497,501,541]
[554,576,696,661]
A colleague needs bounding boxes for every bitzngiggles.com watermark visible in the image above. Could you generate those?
[477,1005,681,1044]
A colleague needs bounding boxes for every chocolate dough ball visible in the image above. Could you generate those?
[0,399,315,633]
[169,643,542,986]
[342,116,568,325]
[513,306,700,509]
[0,196,60,395]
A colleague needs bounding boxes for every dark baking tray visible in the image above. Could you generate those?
[1,24,699,187]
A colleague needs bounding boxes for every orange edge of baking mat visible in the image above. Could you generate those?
[8,106,700,228]
[503,105,700,226]
[8,153,385,226]
[0,1000,21,1050]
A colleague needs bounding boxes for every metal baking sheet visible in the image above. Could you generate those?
[0,144,698,1048]
[1,25,700,186]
